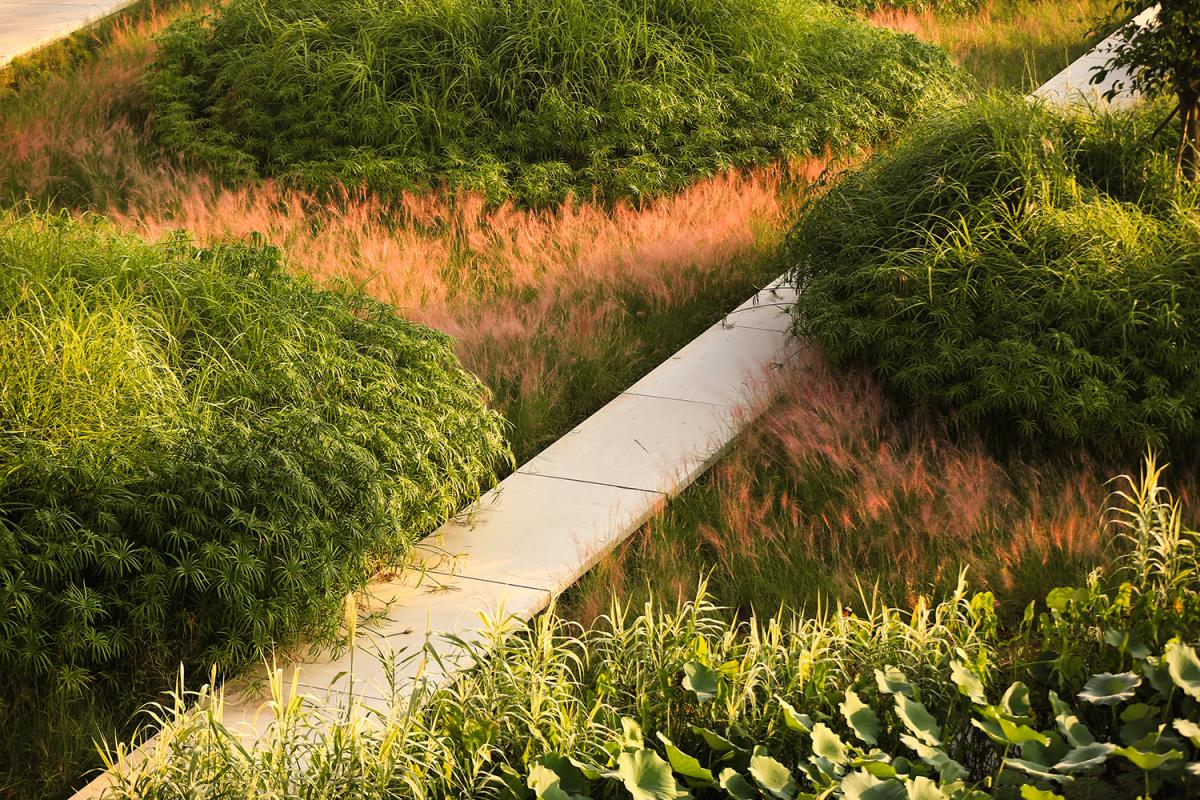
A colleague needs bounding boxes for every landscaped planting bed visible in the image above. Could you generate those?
[0,0,1167,797]
[0,212,509,790]
[100,461,1200,799]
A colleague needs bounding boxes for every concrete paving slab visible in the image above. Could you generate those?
[625,322,793,409]
[1032,6,1157,108]
[0,0,136,66]
[721,277,798,333]
[416,471,665,594]
[516,391,741,494]
[226,570,549,704]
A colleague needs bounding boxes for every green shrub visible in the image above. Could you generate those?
[788,95,1200,456]
[0,213,508,707]
[146,0,958,206]
[102,458,1200,799]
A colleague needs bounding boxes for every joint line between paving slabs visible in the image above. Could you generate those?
[423,569,555,595]
[620,390,730,408]
[513,470,669,497]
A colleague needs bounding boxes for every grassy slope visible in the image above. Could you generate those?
[561,0,1134,625]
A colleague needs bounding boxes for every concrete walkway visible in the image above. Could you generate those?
[0,0,136,67]
[1032,5,1157,108]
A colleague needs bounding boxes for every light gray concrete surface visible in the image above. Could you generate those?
[1032,5,1158,108]
[0,0,138,67]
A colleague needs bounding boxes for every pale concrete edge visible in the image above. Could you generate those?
[0,0,142,68]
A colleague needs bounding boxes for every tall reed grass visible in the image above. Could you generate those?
[110,160,826,460]
[96,463,1200,798]
[563,346,1162,626]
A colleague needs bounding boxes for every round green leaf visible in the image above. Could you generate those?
[682,661,720,703]
[528,764,572,800]
[895,694,941,746]
[876,666,914,697]
[1078,672,1141,706]
[841,689,881,745]
[1165,643,1200,700]
[1054,742,1115,773]
[1003,758,1070,783]
[1114,745,1184,771]
[1002,682,1033,721]
[656,733,714,785]
[1049,691,1094,748]
[841,770,906,800]
[907,776,949,800]
[750,747,797,800]
[811,722,848,764]
[1173,718,1200,747]
[950,660,986,704]
[1019,786,1065,800]
[777,697,813,734]
[617,748,688,800]
[718,768,756,800]
[689,725,737,755]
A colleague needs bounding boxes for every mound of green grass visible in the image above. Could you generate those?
[0,214,508,708]
[788,95,1200,456]
[146,0,958,206]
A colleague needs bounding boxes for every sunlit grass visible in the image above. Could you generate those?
[868,0,1111,92]
[562,346,1167,626]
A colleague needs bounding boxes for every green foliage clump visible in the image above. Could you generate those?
[146,0,958,206]
[0,214,508,707]
[103,458,1200,799]
[788,95,1200,456]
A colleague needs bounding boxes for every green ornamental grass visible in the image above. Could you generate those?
[146,0,958,205]
[0,213,509,708]
[788,94,1200,456]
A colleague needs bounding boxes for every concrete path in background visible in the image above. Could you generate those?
[1032,5,1157,108]
[0,0,137,67]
